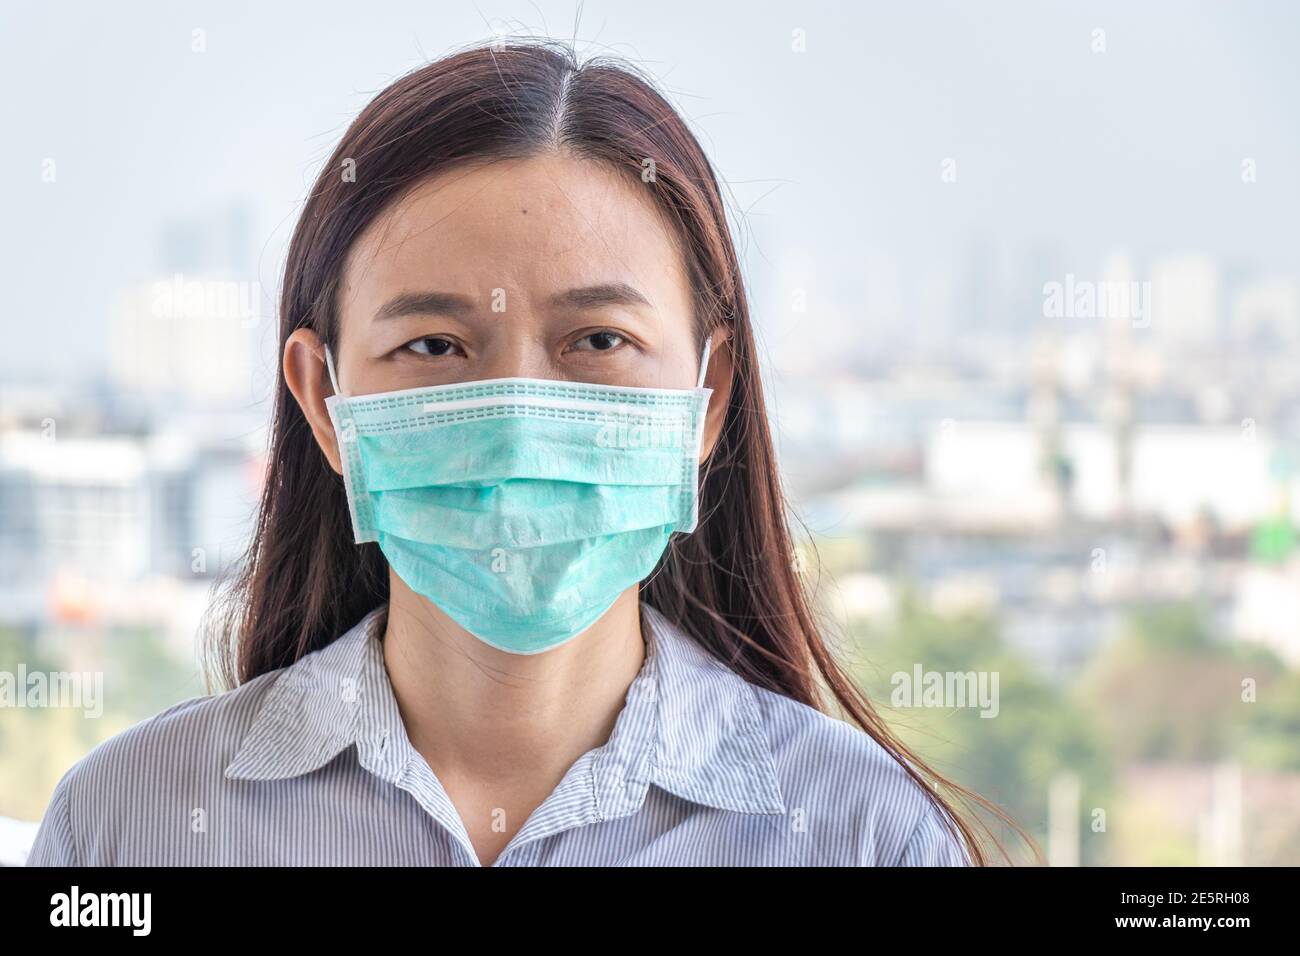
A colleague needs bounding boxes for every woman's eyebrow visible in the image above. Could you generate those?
[374,291,475,321]
[374,283,651,321]
[549,283,651,310]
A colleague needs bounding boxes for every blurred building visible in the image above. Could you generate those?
[108,276,261,408]
[1231,277,1300,349]
[0,421,263,630]
[1150,254,1220,348]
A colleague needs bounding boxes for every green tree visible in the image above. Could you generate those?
[844,589,1114,866]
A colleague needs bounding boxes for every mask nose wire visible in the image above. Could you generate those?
[696,335,713,389]
[323,345,343,398]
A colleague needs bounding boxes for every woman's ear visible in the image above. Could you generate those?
[284,328,343,475]
[698,326,733,465]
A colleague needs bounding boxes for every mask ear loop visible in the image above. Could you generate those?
[323,345,343,397]
[696,335,713,389]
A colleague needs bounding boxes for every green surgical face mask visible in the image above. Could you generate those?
[323,339,713,654]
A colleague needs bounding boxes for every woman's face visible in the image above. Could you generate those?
[287,150,729,474]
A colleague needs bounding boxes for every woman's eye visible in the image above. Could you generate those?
[404,337,458,357]
[572,330,625,352]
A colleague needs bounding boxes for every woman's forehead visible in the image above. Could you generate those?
[339,153,690,312]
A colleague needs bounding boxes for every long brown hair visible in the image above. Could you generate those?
[207,38,1038,865]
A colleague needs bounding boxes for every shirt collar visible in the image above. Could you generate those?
[224,602,786,817]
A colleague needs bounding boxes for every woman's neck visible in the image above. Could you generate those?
[380,574,646,801]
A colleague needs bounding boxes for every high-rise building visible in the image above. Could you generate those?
[1149,254,1219,347]
[1230,277,1300,348]
[108,275,259,408]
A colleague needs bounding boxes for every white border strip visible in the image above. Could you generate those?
[420,394,693,418]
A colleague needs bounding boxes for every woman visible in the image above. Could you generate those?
[28,40,1024,866]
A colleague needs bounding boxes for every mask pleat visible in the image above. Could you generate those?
[370,480,686,548]
[357,413,691,492]
[378,524,675,630]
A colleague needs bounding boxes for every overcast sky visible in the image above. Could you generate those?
[3,0,1298,383]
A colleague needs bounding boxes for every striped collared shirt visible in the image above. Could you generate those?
[27,602,971,866]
